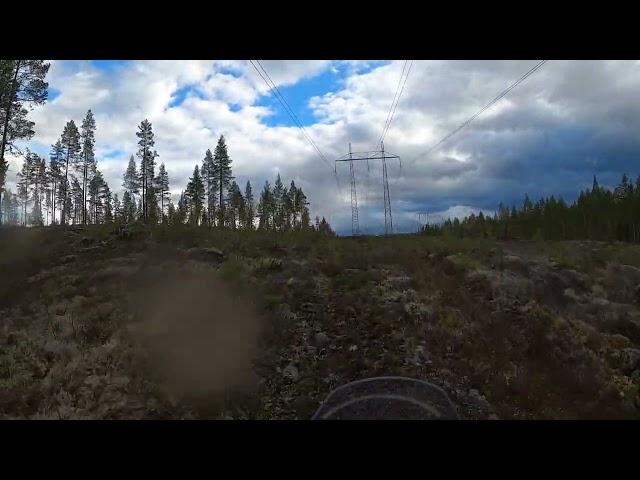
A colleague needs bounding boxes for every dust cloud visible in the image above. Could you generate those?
[131,265,263,400]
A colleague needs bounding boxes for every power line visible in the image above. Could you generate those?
[412,60,547,161]
[378,60,413,147]
[249,60,333,171]
[377,61,407,147]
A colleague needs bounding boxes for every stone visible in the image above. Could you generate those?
[203,247,225,258]
[313,332,330,348]
[110,376,130,386]
[563,288,580,302]
[620,348,640,375]
[503,254,523,264]
[591,284,607,298]
[404,302,434,320]
[60,255,78,264]
[282,364,299,382]
[620,264,640,282]
[84,375,102,388]
[388,276,412,287]
[468,389,491,410]
[43,339,66,356]
[488,414,500,420]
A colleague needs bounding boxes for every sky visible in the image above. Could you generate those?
[6,59,640,235]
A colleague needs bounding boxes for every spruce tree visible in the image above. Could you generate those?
[77,109,96,224]
[60,120,81,225]
[212,135,233,226]
[135,119,156,222]
[244,180,254,230]
[185,165,205,225]
[48,141,64,224]
[155,162,170,223]
[201,149,217,226]
[123,155,140,199]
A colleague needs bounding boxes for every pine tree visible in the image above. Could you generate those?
[0,60,50,224]
[273,173,285,230]
[71,177,83,225]
[48,141,64,225]
[155,162,170,223]
[244,180,254,230]
[258,181,273,230]
[201,149,217,226]
[103,181,113,223]
[60,120,81,225]
[185,165,205,225]
[123,155,140,200]
[121,190,135,223]
[212,135,233,226]
[112,193,121,222]
[176,190,188,224]
[77,109,96,224]
[2,189,18,225]
[136,119,156,222]
[227,180,244,229]
[30,153,46,226]
[318,217,335,236]
[16,152,34,226]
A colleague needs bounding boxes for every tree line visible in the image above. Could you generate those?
[421,174,640,242]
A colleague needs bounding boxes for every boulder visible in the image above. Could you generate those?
[313,332,330,348]
[282,364,299,382]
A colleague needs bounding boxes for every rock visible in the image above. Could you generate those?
[630,369,640,384]
[110,376,130,386]
[592,297,610,307]
[43,339,66,356]
[466,270,488,282]
[84,375,102,388]
[203,247,224,258]
[344,268,362,274]
[564,288,580,302]
[313,332,330,347]
[349,345,358,352]
[49,302,67,316]
[96,302,116,319]
[620,348,640,374]
[488,413,500,420]
[591,284,607,298]
[388,276,412,288]
[282,364,299,382]
[503,254,523,264]
[254,257,283,272]
[468,389,491,410]
[620,264,640,282]
[60,254,77,264]
[403,302,434,320]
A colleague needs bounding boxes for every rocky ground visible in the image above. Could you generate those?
[1,226,639,419]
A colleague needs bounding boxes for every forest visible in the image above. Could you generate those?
[422,174,640,243]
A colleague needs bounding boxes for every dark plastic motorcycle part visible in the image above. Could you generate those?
[312,376,459,420]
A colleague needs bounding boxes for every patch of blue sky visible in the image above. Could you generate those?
[168,84,206,108]
[256,68,340,127]
[256,61,391,127]
[48,87,61,101]
[89,60,131,71]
